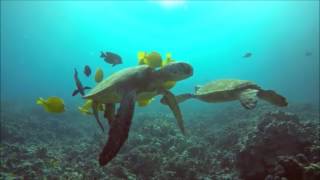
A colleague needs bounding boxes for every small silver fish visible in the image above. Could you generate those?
[100,51,122,66]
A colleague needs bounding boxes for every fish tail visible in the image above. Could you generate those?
[72,89,80,96]
[100,51,105,58]
[36,98,50,112]
[36,97,45,105]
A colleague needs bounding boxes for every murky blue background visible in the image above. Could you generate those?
[1,1,319,113]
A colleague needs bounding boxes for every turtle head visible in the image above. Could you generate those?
[159,62,193,81]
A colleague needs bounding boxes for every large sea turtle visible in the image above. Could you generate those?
[83,62,193,166]
[161,79,288,109]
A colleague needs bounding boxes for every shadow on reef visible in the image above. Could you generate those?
[0,101,319,179]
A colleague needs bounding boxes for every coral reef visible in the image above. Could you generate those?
[236,111,320,180]
[0,102,319,179]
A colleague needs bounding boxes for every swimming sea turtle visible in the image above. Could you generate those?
[83,62,193,166]
[161,79,288,109]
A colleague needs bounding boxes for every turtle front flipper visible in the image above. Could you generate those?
[92,101,105,132]
[99,90,136,166]
[239,89,258,110]
[161,90,185,135]
[257,90,288,107]
[104,103,115,125]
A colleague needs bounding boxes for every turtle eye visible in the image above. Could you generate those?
[181,64,192,75]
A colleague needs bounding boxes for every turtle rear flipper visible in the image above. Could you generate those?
[257,90,288,107]
[239,89,258,110]
[99,90,136,166]
[161,90,185,135]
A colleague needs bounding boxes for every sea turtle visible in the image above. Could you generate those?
[83,62,193,166]
[161,79,288,109]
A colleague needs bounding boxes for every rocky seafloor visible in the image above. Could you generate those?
[0,101,319,180]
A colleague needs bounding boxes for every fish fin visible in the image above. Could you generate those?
[137,98,154,107]
[72,89,80,96]
[36,98,50,112]
[100,51,105,58]
[79,90,85,96]
[138,51,145,59]
[36,97,45,105]
[104,103,115,125]
[138,51,147,65]
[166,52,171,59]
[99,90,136,166]
[84,86,91,90]
[78,107,92,115]
[92,101,105,132]
[195,85,202,93]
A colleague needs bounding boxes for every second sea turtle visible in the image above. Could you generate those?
[161,79,288,109]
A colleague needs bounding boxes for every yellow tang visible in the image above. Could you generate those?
[78,99,93,115]
[36,97,65,113]
[137,51,162,68]
[146,52,162,68]
[95,68,104,83]
[137,92,157,107]
[162,52,175,67]
[138,51,147,65]
[137,98,155,107]
[137,52,177,100]
[162,80,176,90]
[161,53,176,89]
[78,100,105,115]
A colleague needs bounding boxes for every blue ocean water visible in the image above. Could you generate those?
[1,1,320,179]
[1,1,319,110]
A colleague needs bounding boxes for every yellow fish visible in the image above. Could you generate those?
[36,97,65,113]
[137,91,157,107]
[95,68,104,83]
[78,100,105,115]
[162,53,177,89]
[138,51,177,90]
[162,52,175,67]
[138,51,147,65]
[162,81,176,89]
[138,98,154,107]
[78,99,93,115]
[137,51,162,68]
[146,52,162,68]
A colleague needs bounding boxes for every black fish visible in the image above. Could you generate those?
[100,51,122,66]
[84,65,91,77]
[72,68,91,96]
[243,52,252,58]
